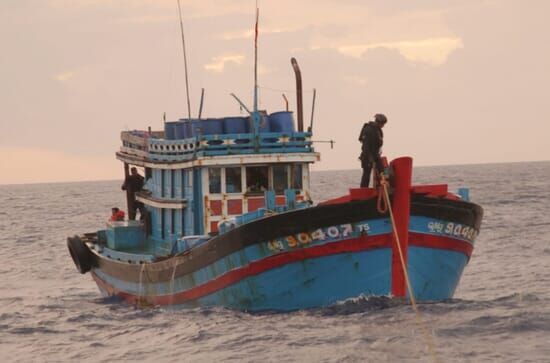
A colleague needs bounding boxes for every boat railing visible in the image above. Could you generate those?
[120,131,313,161]
[106,220,144,228]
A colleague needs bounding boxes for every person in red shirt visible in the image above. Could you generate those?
[110,207,125,222]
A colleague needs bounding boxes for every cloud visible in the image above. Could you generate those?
[54,71,75,82]
[204,54,245,72]
[342,75,368,86]
[115,14,175,24]
[220,27,299,40]
[332,37,463,66]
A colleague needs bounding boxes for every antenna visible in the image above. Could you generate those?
[309,88,316,132]
[198,88,205,119]
[253,5,259,113]
[177,0,192,119]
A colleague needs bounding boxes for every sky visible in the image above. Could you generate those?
[1,0,549,184]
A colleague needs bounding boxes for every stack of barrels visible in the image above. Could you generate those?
[164,111,295,140]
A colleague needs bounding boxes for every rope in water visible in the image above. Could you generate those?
[379,174,441,363]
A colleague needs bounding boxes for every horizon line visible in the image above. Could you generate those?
[1,158,549,187]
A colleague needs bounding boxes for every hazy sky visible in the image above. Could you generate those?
[1,0,549,184]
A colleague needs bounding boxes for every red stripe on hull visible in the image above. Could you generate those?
[91,232,473,306]
[409,232,473,258]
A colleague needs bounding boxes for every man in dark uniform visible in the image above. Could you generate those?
[122,167,145,219]
[359,113,387,187]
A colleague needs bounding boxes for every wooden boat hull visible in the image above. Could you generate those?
[76,195,482,311]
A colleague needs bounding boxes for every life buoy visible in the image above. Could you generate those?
[67,236,95,274]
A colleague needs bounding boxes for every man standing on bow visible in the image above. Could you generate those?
[359,113,387,188]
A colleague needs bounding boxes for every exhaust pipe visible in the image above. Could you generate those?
[291,57,303,132]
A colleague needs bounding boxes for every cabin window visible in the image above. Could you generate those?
[209,167,221,194]
[272,165,289,195]
[225,167,242,193]
[246,166,269,194]
[291,164,303,190]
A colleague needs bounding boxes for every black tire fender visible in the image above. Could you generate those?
[67,236,95,274]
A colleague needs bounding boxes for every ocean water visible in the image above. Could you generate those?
[1,161,549,362]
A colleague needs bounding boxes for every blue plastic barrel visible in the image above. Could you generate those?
[249,114,270,133]
[268,111,295,132]
[222,117,249,134]
[258,114,270,133]
[174,121,187,139]
[204,119,224,135]
[164,121,178,140]
[188,119,224,137]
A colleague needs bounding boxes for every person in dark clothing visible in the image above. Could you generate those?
[122,167,145,220]
[359,113,387,187]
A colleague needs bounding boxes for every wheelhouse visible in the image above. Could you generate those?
[114,113,319,255]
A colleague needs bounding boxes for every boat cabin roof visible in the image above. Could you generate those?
[117,112,318,169]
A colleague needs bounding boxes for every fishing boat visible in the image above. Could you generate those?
[67,6,482,310]
[67,59,482,311]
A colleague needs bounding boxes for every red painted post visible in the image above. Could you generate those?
[390,157,413,297]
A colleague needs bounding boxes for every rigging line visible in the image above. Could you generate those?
[177,0,192,119]
[379,174,441,363]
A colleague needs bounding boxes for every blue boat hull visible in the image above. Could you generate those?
[67,192,482,311]
[89,217,473,311]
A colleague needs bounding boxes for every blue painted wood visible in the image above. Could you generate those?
[97,246,155,263]
[408,247,468,300]
[174,209,182,237]
[194,248,392,311]
[164,208,172,242]
[94,242,469,311]
[264,190,276,211]
[173,169,182,199]
[151,207,162,240]
[458,188,470,201]
[192,168,203,235]
[105,224,146,250]
[93,213,476,310]
[152,169,162,198]
[284,189,296,209]
[184,169,194,236]
[161,170,168,198]
[144,131,313,163]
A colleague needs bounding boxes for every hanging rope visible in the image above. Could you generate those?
[376,185,388,214]
[379,173,441,363]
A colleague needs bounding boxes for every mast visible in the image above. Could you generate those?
[177,0,192,119]
[253,6,259,113]
[251,4,260,149]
